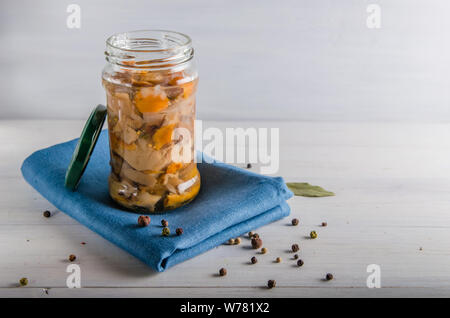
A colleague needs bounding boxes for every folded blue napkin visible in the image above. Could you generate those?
[21,131,292,272]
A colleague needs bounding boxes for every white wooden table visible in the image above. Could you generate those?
[1,120,450,298]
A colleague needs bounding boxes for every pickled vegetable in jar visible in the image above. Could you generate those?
[102,30,200,212]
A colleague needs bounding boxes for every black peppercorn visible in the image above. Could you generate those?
[43,210,51,218]
[291,218,299,226]
[322,222,327,227]
[294,254,299,259]
[292,244,300,252]
[251,238,263,249]
[246,163,252,169]
[219,268,227,276]
[161,219,168,227]
[69,254,76,262]
[297,259,304,267]
[251,256,258,264]
[326,273,333,281]
[138,215,150,227]
[267,280,276,289]
[176,228,183,236]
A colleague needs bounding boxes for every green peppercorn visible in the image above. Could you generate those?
[310,231,318,239]
[267,280,276,289]
[162,227,170,236]
[19,277,28,286]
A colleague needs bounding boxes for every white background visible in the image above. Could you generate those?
[1,0,449,121]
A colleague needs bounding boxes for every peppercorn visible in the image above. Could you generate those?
[247,163,252,169]
[228,238,235,245]
[297,259,304,267]
[252,233,260,239]
[310,231,318,239]
[275,257,282,263]
[261,247,268,254]
[176,228,183,236]
[219,268,227,276]
[291,218,299,226]
[251,256,258,264]
[43,210,51,218]
[161,219,168,227]
[235,237,241,245]
[69,254,76,262]
[322,222,327,227]
[19,277,28,286]
[326,273,333,281]
[292,244,300,252]
[162,227,170,236]
[138,215,150,227]
[81,242,86,245]
[294,254,299,259]
[267,280,276,289]
[251,238,263,249]
[248,231,254,238]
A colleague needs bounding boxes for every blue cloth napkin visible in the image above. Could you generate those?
[21,131,292,272]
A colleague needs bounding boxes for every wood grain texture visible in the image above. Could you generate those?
[0,120,449,297]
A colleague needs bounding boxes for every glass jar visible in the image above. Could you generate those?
[102,30,200,212]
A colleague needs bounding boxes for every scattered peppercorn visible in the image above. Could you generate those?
[294,254,299,259]
[69,254,76,262]
[228,238,235,245]
[326,273,333,281]
[297,259,304,267]
[235,237,241,245]
[162,227,170,236]
[19,277,28,286]
[138,215,150,227]
[251,256,258,264]
[219,268,227,276]
[161,219,168,227]
[322,222,327,227]
[81,242,86,245]
[248,231,254,238]
[246,163,252,169]
[292,244,300,252]
[267,280,276,289]
[252,233,260,239]
[43,210,51,218]
[176,228,183,236]
[291,218,299,226]
[310,231,318,239]
[251,238,263,249]
[261,247,268,254]
[275,257,282,263]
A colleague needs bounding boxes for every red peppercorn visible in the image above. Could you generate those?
[138,215,150,227]
[176,228,183,236]
[161,219,168,227]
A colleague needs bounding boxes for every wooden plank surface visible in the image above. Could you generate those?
[1,120,449,297]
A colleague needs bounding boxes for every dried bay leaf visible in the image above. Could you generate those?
[286,182,335,197]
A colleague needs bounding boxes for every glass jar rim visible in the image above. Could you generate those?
[106,30,192,53]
